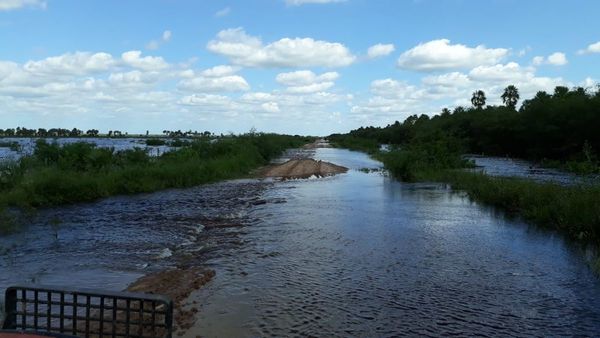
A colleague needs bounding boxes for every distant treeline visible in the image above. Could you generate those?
[0,128,214,138]
[331,85,600,162]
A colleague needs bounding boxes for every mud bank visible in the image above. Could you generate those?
[302,138,331,149]
[260,158,348,179]
[127,268,215,335]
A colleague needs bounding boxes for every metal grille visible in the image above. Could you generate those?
[2,284,173,338]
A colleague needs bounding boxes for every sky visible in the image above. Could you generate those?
[0,0,599,135]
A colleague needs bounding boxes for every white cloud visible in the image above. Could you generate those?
[547,52,568,66]
[261,102,280,113]
[0,0,45,11]
[397,39,508,71]
[22,52,115,76]
[215,7,231,17]
[285,0,345,5]
[178,75,250,92]
[200,65,239,77]
[367,43,395,59]
[162,30,172,42]
[207,27,355,68]
[276,70,338,86]
[532,52,568,66]
[121,51,169,71]
[578,41,600,55]
[178,94,233,107]
[532,56,544,66]
[469,62,533,82]
[276,70,339,94]
[422,72,471,87]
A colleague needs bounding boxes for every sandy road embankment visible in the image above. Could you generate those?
[259,158,347,179]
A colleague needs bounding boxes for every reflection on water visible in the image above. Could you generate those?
[467,155,598,185]
[189,149,600,337]
[1,148,600,336]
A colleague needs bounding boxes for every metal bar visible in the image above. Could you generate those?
[151,300,156,336]
[99,296,105,338]
[72,293,77,336]
[3,285,173,338]
[21,289,26,329]
[33,290,38,331]
[46,291,51,330]
[85,294,91,337]
[2,288,17,329]
[59,292,65,332]
[125,298,131,338]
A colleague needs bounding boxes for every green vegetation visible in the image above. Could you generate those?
[331,85,600,172]
[145,138,167,146]
[0,133,310,232]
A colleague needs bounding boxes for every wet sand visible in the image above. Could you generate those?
[259,158,348,179]
[127,268,215,335]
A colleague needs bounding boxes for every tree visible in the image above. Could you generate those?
[471,90,486,109]
[553,86,569,98]
[501,85,520,109]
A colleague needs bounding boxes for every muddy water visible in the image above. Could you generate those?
[2,148,600,336]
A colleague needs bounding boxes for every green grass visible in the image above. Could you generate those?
[0,134,310,232]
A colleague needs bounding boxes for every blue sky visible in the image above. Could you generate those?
[1,0,599,135]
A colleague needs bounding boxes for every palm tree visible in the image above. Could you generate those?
[501,85,520,109]
[471,90,486,109]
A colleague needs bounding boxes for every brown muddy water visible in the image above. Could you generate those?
[2,148,600,337]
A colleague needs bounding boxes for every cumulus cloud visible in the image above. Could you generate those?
[547,52,568,66]
[22,52,115,76]
[397,39,508,72]
[285,0,346,5]
[532,52,568,66]
[276,70,339,94]
[0,0,45,11]
[207,28,355,68]
[578,41,600,55]
[469,62,534,82]
[367,43,395,59]
[121,51,169,71]
[200,65,239,77]
[178,75,250,92]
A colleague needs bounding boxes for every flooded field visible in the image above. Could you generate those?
[2,147,600,336]
[0,137,173,161]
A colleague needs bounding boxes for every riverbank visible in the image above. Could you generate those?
[0,134,311,233]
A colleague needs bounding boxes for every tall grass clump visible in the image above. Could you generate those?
[438,170,600,243]
[0,134,309,232]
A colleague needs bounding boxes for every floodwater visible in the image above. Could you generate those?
[0,137,172,161]
[466,155,598,185]
[2,147,600,336]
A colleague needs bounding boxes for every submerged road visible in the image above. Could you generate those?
[2,147,600,336]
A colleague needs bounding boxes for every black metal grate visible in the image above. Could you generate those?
[2,284,173,338]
